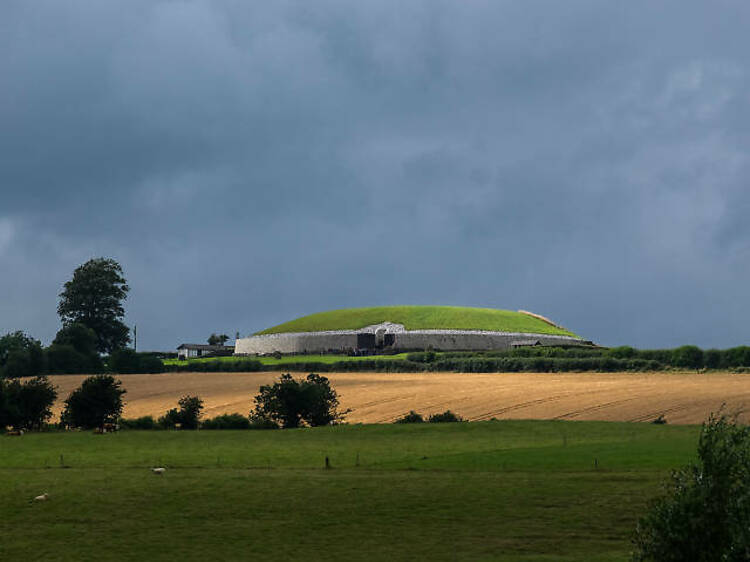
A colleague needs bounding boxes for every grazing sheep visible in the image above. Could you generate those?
[33,493,50,502]
[151,467,166,475]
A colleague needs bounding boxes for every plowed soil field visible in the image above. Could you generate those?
[45,371,750,424]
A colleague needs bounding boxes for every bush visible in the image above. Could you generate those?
[394,411,425,424]
[119,416,158,430]
[165,359,263,373]
[248,413,279,430]
[704,349,722,369]
[428,410,464,423]
[138,354,165,373]
[406,351,437,363]
[0,376,57,430]
[608,346,637,359]
[721,347,750,368]
[202,413,251,430]
[633,411,750,561]
[158,408,181,429]
[46,344,101,374]
[109,349,164,374]
[252,373,345,429]
[671,345,704,369]
[61,375,126,429]
[158,395,204,429]
[0,331,45,379]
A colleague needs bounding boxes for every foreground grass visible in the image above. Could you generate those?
[256,305,580,337]
[0,421,697,561]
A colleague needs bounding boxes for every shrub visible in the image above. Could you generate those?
[109,349,164,374]
[671,345,704,369]
[202,413,251,430]
[159,395,204,429]
[704,349,722,369]
[158,408,181,429]
[138,354,166,373]
[394,411,425,424]
[428,410,464,423]
[406,351,437,363]
[165,359,262,373]
[119,416,158,430]
[46,344,101,374]
[633,411,750,561]
[248,413,279,430]
[608,346,637,359]
[61,375,126,429]
[0,376,57,430]
[721,347,750,368]
[252,373,344,428]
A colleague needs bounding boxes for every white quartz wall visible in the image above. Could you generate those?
[234,330,584,355]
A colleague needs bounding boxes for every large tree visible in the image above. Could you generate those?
[57,258,130,354]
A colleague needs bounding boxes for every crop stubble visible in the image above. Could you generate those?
[43,371,750,424]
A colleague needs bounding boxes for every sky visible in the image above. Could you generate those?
[2,1,750,350]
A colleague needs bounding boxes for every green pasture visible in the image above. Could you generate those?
[256,305,580,337]
[163,353,411,367]
[0,420,697,561]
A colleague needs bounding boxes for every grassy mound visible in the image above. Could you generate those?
[256,305,579,337]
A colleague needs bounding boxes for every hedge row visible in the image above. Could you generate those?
[409,345,750,369]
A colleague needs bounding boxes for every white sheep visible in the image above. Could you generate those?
[33,493,49,502]
[151,467,166,475]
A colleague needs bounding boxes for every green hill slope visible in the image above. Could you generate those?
[256,306,580,337]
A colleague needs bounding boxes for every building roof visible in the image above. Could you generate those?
[176,344,234,351]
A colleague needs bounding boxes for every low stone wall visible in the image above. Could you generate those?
[235,332,360,355]
[393,331,584,351]
[235,329,585,355]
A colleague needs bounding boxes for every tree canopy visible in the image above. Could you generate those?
[61,375,126,429]
[0,376,57,430]
[252,373,344,429]
[207,333,230,346]
[633,412,750,561]
[0,331,45,379]
[58,258,130,354]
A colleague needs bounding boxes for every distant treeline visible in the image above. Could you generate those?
[163,345,750,374]
[4,331,750,377]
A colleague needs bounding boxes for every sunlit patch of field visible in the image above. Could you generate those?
[45,371,750,424]
[0,421,699,561]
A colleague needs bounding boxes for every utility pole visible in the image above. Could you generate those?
[133,325,137,352]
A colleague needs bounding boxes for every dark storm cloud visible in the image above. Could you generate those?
[2,1,750,349]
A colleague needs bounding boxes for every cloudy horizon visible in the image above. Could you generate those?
[2,1,750,350]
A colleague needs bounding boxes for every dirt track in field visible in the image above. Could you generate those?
[44,371,750,424]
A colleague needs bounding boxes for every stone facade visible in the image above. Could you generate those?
[234,322,588,355]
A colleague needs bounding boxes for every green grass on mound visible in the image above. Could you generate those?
[0,420,696,561]
[256,305,580,337]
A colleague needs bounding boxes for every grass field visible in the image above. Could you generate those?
[0,420,698,561]
[256,305,580,337]
[163,353,412,367]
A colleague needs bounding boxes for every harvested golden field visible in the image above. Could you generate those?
[45,371,750,424]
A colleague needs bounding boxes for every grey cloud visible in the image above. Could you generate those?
[2,1,750,349]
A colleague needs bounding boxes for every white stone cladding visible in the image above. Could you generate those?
[234,322,586,355]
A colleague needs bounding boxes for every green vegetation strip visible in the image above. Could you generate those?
[256,305,579,337]
[163,353,411,367]
[0,421,697,561]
